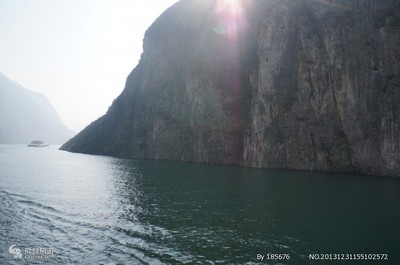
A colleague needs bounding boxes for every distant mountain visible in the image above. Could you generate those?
[0,72,74,144]
[61,0,399,177]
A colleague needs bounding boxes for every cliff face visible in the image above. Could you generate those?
[0,73,75,144]
[244,0,400,177]
[61,0,400,177]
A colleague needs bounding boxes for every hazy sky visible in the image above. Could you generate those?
[0,0,179,132]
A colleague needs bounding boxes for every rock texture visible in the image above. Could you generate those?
[61,0,400,177]
[0,72,74,144]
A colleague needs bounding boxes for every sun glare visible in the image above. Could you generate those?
[214,0,247,38]
[218,0,243,16]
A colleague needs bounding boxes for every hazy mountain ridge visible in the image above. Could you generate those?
[0,72,74,144]
[61,0,399,177]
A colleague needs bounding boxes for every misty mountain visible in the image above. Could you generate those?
[0,72,74,144]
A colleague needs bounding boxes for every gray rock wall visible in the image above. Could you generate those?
[244,0,400,177]
[61,0,400,177]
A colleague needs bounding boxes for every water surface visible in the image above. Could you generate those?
[1,145,399,264]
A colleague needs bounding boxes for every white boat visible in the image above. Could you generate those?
[27,141,49,147]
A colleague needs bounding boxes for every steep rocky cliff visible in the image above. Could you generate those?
[61,0,400,177]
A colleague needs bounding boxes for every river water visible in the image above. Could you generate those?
[0,145,399,264]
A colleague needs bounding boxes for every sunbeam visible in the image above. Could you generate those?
[213,0,249,39]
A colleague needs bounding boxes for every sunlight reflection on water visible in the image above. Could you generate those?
[0,145,400,264]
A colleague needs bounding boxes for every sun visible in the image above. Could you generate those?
[219,0,243,16]
[214,0,247,38]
